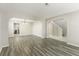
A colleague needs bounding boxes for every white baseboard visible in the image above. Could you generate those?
[2,44,9,48]
[0,44,9,53]
[47,35,65,42]
[67,42,79,47]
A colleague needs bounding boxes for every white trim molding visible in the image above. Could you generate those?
[67,42,79,47]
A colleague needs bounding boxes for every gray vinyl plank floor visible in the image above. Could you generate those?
[0,35,79,56]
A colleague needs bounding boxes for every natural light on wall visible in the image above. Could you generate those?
[9,17,36,37]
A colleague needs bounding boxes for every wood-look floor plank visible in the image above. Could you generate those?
[0,35,79,56]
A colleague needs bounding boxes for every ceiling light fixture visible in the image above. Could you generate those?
[45,3,49,6]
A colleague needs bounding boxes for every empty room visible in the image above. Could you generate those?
[0,3,79,56]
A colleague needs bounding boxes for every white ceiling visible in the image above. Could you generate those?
[0,3,79,19]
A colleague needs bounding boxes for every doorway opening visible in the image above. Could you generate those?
[47,18,67,41]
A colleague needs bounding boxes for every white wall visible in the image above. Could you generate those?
[0,13,9,51]
[8,20,14,37]
[49,10,79,47]
[9,20,33,37]
[0,13,2,52]
[20,23,32,36]
[32,21,43,38]
[9,19,46,38]
[67,11,79,47]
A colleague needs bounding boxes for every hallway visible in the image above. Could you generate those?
[0,35,79,56]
